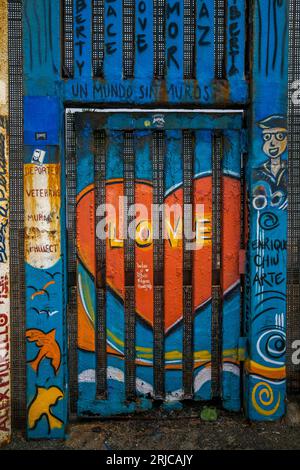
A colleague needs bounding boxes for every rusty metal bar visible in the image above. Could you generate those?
[182,131,194,398]
[92,0,105,78]
[214,0,226,79]
[8,0,24,432]
[124,132,136,399]
[67,286,78,411]
[153,0,166,79]
[95,131,107,398]
[123,0,135,79]
[211,132,223,398]
[287,0,300,393]
[62,0,74,78]
[66,111,77,413]
[0,0,11,446]
[184,0,196,79]
[153,131,165,399]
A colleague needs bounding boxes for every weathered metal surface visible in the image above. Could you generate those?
[23,0,248,105]
[244,0,289,420]
[20,0,290,439]
[287,0,300,394]
[0,0,11,446]
[75,112,243,416]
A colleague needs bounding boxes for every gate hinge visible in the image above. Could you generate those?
[241,129,248,153]
[239,249,246,274]
[238,337,248,361]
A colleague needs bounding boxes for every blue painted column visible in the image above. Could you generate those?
[23,0,67,438]
[226,0,248,103]
[245,0,289,420]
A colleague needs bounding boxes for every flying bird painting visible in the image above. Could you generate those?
[26,329,61,375]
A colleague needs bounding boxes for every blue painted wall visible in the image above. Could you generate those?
[22,0,289,438]
[245,0,289,420]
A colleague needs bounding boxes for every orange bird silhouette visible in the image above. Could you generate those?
[26,329,61,374]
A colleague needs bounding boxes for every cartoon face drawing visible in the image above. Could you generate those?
[252,115,288,211]
[258,115,288,161]
[262,128,287,160]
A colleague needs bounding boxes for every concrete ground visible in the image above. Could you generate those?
[2,400,300,450]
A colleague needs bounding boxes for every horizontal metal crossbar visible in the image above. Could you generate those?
[74,112,244,131]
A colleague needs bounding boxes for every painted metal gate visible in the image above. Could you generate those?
[0,0,291,444]
[75,111,243,416]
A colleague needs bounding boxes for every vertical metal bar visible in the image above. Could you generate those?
[0,0,10,446]
[95,131,107,397]
[183,131,194,398]
[124,132,136,399]
[214,0,226,79]
[153,0,166,79]
[184,0,196,79]
[211,132,223,398]
[8,0,25,432]
[66,112,77,284]
[287,0,300,394]
[65,111,77,413]
[92,0,105,78]
[123,0,135,79]
[152,131,165,398]
[62,0,74,78]
[67,286,78,411]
